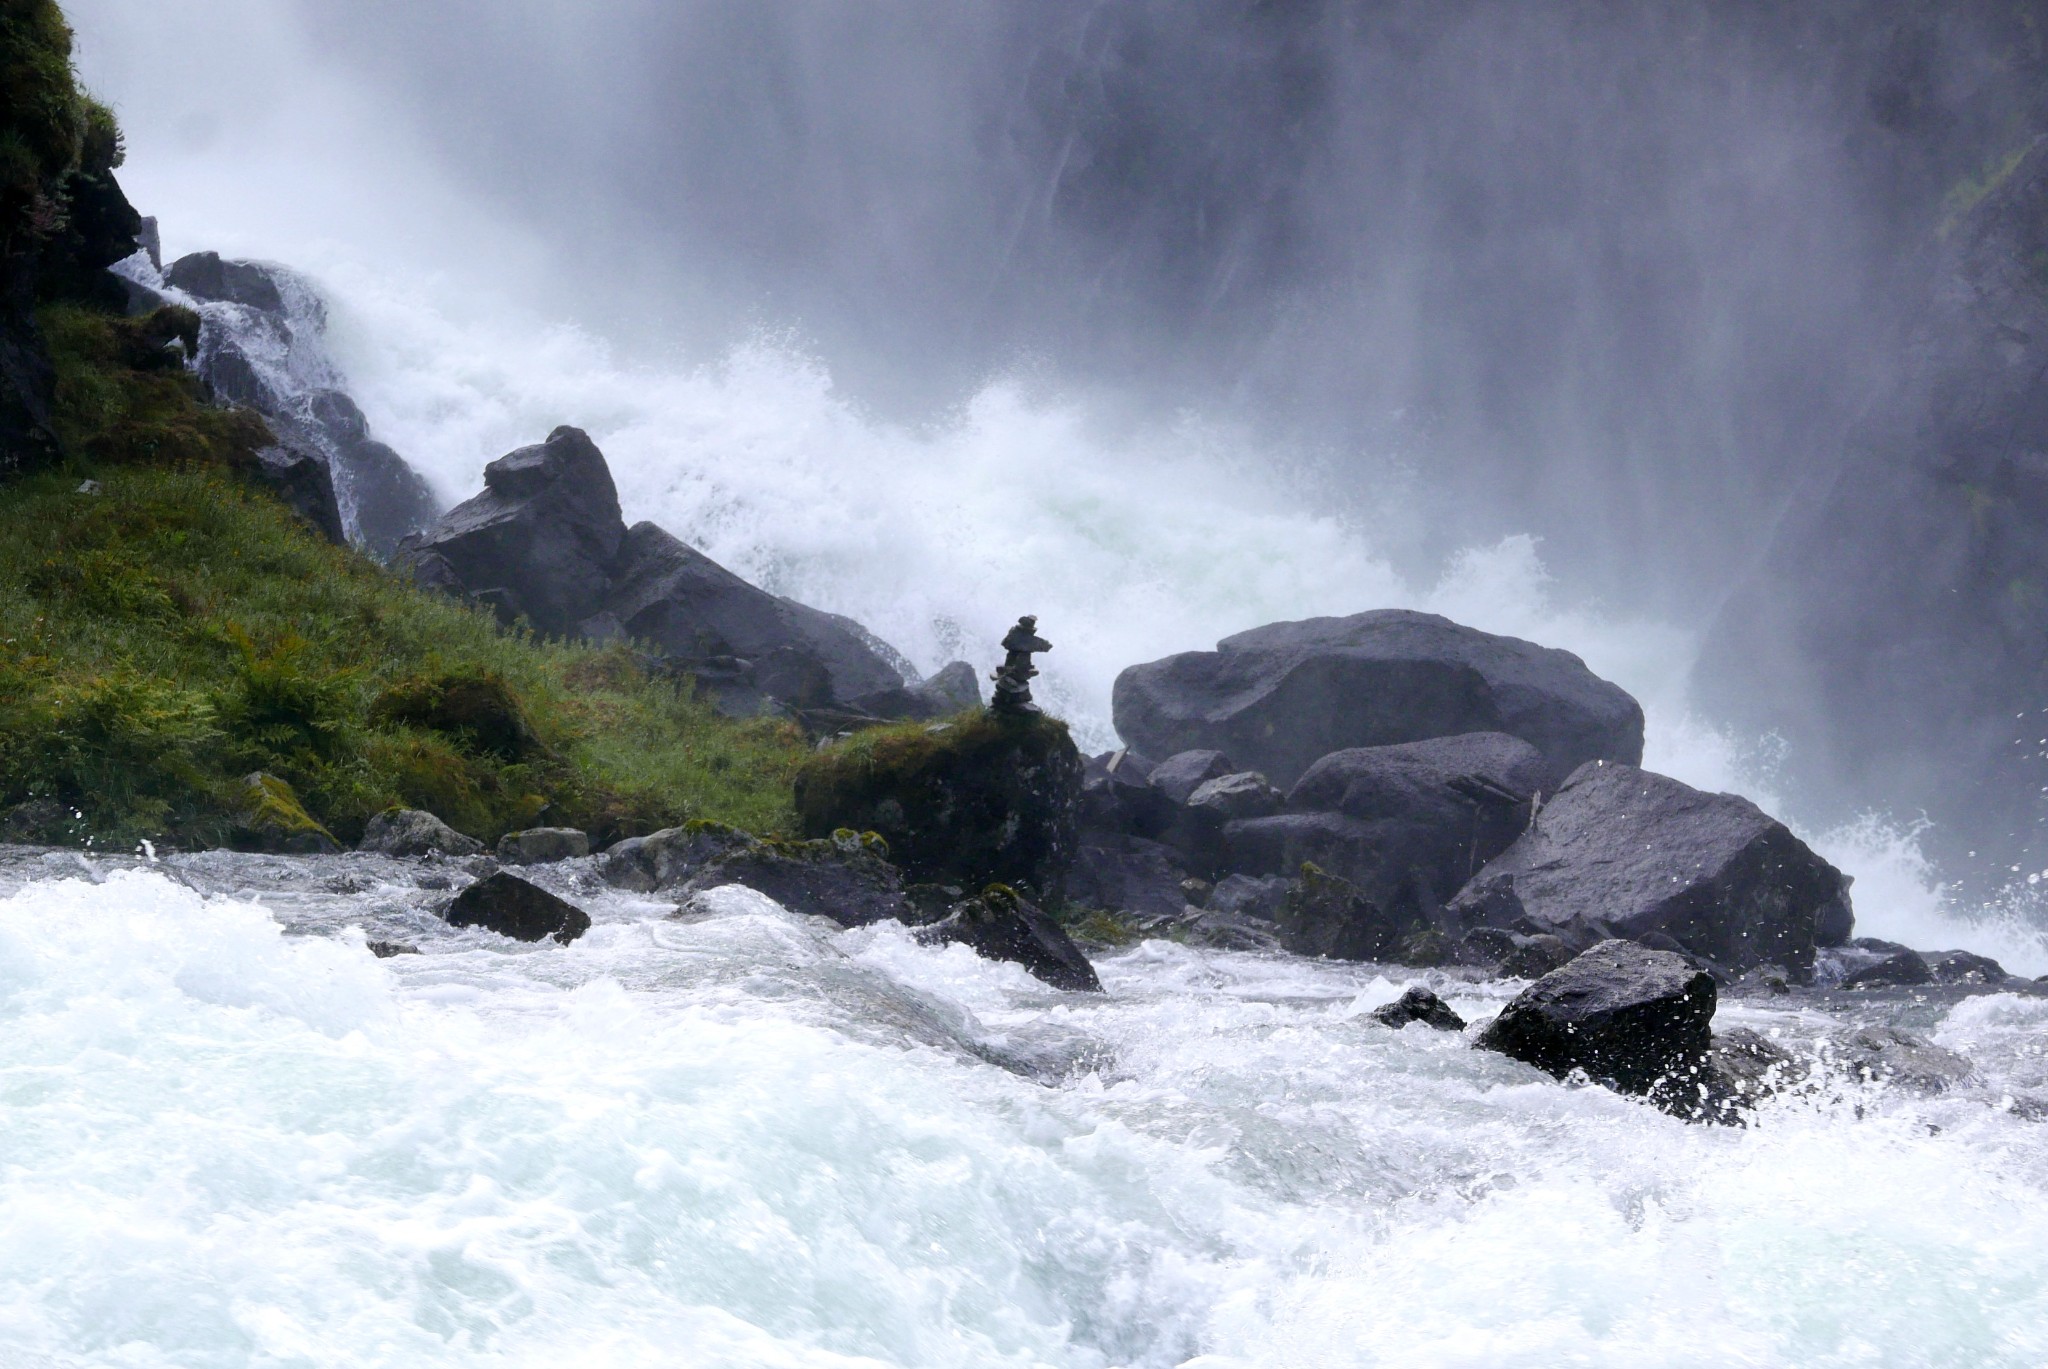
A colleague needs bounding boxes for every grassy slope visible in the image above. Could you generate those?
[1,309,807,850]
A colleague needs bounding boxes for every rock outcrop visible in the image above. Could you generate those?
[1113,609,1644,789]
[1475,940,1717,1109]
[444,870,592,944]
[1448,761,1851,980]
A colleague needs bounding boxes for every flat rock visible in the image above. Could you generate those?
[444,870,592,944]
[1447,761,1850,980]
[359,808,484,858]
[1113,609,1644,788]
[1370,986,1466,1031]
[1474,939,1717,1106]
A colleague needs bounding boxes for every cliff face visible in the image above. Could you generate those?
[0,0,140,475]
[1698,137,2048,872]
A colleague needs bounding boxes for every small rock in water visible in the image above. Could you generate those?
[495,826,591,865]
[1701,1026,1808,1118]
[359,808,485,858]
[366,940,420,958]
[444,870,592,944]
[1828,1026,1973,1094]
[1370,986,1466,1031]
[1475,939,1716,1110]
[917,886,1102,991]
[1843,949,1933,989]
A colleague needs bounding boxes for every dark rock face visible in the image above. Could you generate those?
[495,827,591,865]
[678,833,910,928]
[444,870,592,944]
[165,252,287,313]
[402,427,624,638]
[1079,748,1172,840]
[1447,761,1850,980]
[1275,863,1412,961]
[1066,834,1189,918]
[1458,926,1574,980]
[601,520,904,710]
[1148,749,1238,805]
[793,712,1083,899]
[1926,949,2010,985]
[253,444,345,545]
[1475,940,1717,1104]
[1843,949,1933,988]
[359,808,485,858]
[915,887,1102,991]
[1207,873,1291,923]
[1370,986,1466,1031]
[1113,610,1644,789]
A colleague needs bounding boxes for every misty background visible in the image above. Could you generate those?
[67,0,2048,875]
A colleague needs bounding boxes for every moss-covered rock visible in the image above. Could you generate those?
[793,710,1083,900]
[233,771,339,854]
[369,669,545,762]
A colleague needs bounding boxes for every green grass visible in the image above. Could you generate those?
[0,460,808,849]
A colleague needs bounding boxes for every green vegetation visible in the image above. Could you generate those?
[0,0,95,252]
[0,460,809,848]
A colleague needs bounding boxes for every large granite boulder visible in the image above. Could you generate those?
[399,426,624,638]
[793,712,1083,900]
[1112,609,1644,789]
[1476,940,1717,1110]
[1448,761,1851,980]
[598,520,904,710]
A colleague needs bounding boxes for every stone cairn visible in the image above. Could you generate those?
[989,615,1052,715]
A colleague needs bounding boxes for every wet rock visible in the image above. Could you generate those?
[1925,950,2011,985]
[1275,863,1413,961]
[165,250,287,312]
[679,831,909,928]
[1065,834,1190,919]
[1147,749,1238,806]
[359,808,485,858]
[1828,1026,1973,1094]
[1207,873,1292,922]
[444,870,592,944]
[915,886,1102,992]
[1843,949,1934,989]
[1218,811,1382,887]
[1458,926,1574,980]
[1474,940,1717,1105]
[1702,1026,1807,1116]
[1187,771,1284,823]
[793,711,1082,900]
[495,827,591,865]
[234,773,340,854]
[1171,906,1284,952]
[1113,609,1644,789]
[1394,927,1456,967]
[1370,986,1466,1031]
[1079,748,1173,840]
[253,444,345,545]
[598,821,758,893]
[367,941,420,958]
[1448,761,1850,980]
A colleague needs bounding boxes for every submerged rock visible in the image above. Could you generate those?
[915,886,1102,992]
[1113,609,1644,788]
[793,711,1083,900]
[1370,986,1466,1031]
[358,808,485,859]
[495,827,591,865]
[1828,1026,1973,1094]
[1475,940,1716,1107]
[444,870,591,944]
[1448,761,1850,980]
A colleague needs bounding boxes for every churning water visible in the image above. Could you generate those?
[2,853,2046,1369]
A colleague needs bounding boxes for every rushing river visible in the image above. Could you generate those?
[2,847,2044,1368]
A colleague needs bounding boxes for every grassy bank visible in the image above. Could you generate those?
[0,457,808,850]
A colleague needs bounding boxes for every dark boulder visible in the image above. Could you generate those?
[1926,950,2011,986]
[599,821,759,893]
[1148,749,1237,805]
[1079,748,1173,839]
[444,870,592,944]
[1065,834,1190,919]
[1370,986,1466,1031]
[1207,873,1292,923]
[1113,609,1644,789]
[1275,863,1414,961]
[679,832,909,928]
[1187,771,1283,823]
[253,444,345,545]
[1475,940,1717,1106]
[399,426,623,637]
[793,711,1082,900]
[1220,811,1381,886]
[1447,761,1850,980]
[915,886,1102,992]
[301,391,440,559]
[1457,926,1574,980]
[1843,949,1933,989]
[165,251,288,313]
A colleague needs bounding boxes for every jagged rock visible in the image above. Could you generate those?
[601,521,904,712]
[678,832,909,928]
[1148,749,1237,805]
[359,808,485,858]
[914,660,984,713]
[793,711,1082,899]
[165,251,288,313]
[1828,1026,1973,1094]
[399,426,623,637]
[233,772,340,854]
[253,444,345,545]
[1448,761,1850,980]
[1843,949,1933,989]
[1276,863,1415,961]
[598,821,758,893]
[444,870,591,944]
[1370,986,1466,1031]
[1702,1027,1808,1117]
[915,886,1102,991]
[1113,609,1644,789]
[1475,940,1717,1106]
[1065,834,1190,918]
[1926,949,2011,985]
[495,827,591,865]
[299,390,439,558]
